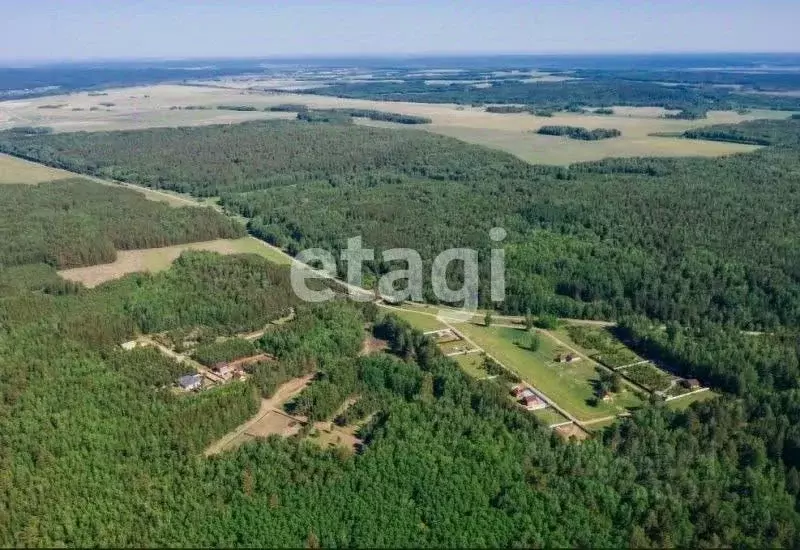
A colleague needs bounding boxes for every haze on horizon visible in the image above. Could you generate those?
[1,0,799,64]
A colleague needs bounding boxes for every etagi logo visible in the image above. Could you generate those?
[290,227,508,312]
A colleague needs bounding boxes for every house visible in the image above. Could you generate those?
[121,341,138,351]
[519,388,536,399]
[681,378,701,390]
[521,393,547,411]
[213,362,234,378]
[178,374,203,391]
[510,384,526,398]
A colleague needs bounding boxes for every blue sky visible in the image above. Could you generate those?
[2,0,799,62]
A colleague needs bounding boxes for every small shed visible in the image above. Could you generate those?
[178,374,203,391]
[682,378,701,390]
[522,393,547,411]
[213,362,233,377]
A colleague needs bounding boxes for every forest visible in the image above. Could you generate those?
[295,76,800,112]
[536,125,621,140]
[1,97,800,545]
[4,118,797,330]
[682,117,800,146]
[0,179,243,269]
[1,245,799,546]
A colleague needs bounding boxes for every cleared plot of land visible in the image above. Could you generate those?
[308,422,362,454]
[453,353,488,379]
[556,326,642,369]
[379,305,448,332]
[554,423,590,441]
[582,416,620,432]
[57,236,289,287]
[204,374,313,456]
[0,153,75,184]
[2,84,789,165]
[455,323,643,421]
[531,407,569,426]
[246,411,303,438]
[667,389,718,411]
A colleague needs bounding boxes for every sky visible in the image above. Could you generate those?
[1,0,799,63]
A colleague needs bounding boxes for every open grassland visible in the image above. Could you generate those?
[57,236,289,287]
[455,323,644,421]
[0,153,75,184]
[1,84,789,165]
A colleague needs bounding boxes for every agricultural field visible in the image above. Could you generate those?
[57,236,290,287]
[0,83,788,165]
[0,152,75,184]
[455,323,644,421]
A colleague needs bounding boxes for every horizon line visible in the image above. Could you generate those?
[3,50,800,67]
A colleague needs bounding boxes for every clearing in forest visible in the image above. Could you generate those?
[379,305,448,333]
[454,323,644,422]
[57,236,290,287]
[204,374,313,456]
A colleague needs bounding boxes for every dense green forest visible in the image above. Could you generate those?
[1,248,800,546]
[2,107,800,545]
[214,104,432,124]
[0,179,243,268]
[682,117,800,146]
[294,77,800,112]
[536,125,621,140]
[2,119,799,329]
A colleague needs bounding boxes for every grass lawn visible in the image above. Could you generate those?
[583,416,620,432]
[532,407,569,426]
[456,323,644,421]
[380,306,447,333]
[453,353,488,379]
[667,390,719,411]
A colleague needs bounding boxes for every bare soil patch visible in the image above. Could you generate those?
[204,374,313,456]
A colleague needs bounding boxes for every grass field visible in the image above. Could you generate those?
[2,84,789,165]
[380,306,448,332]
[531,407,569,426]
[452,353,488,378]
[0,153,75,184]
[57,236,290,287]
[583,416,620,432]
[455,323,644,421]
[667,390,718,411]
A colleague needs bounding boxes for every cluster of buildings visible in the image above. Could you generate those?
[510,384,547,410]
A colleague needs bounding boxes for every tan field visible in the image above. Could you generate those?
[57,236,290,288]
[1,83,791,164]
[0,153,76,184]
